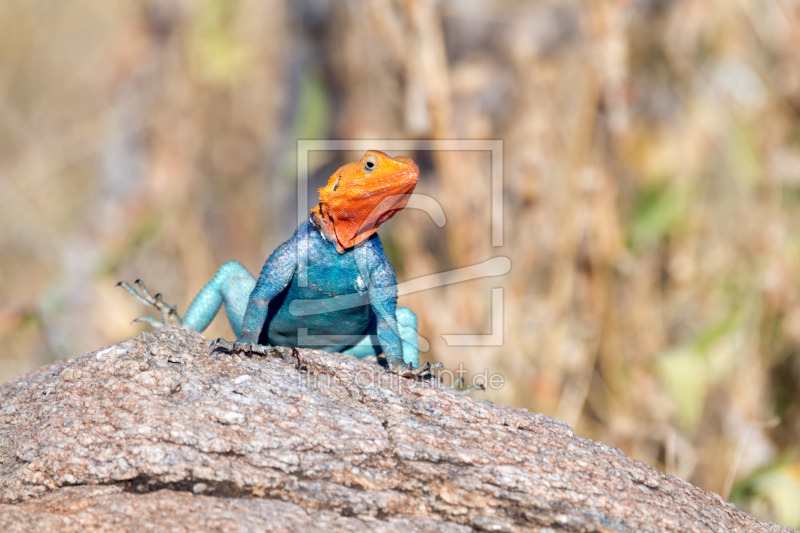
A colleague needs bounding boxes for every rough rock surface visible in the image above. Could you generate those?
[0,327,791,532]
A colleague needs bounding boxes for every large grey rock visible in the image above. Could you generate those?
[0,327,790,532]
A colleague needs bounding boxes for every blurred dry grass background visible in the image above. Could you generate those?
[1,0,800,526]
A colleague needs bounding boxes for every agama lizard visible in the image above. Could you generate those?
[120,150,439,377]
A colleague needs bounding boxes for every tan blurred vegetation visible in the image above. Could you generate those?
[2,0,800,526]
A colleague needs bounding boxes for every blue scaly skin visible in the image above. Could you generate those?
[120,151,439,377]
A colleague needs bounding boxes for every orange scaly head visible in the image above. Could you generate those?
[310,150,419,253]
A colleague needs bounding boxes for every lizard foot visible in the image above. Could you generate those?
[211,337,271,356]
[117,279,183,327]
[388,361,444,381]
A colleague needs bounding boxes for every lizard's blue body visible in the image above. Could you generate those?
[179,220,419,367]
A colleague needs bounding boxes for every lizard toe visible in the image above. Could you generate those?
[388,360,441,382]
[118,279,183,327]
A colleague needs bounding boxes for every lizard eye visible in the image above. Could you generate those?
[332,175,341,191]
[364,154,377,172]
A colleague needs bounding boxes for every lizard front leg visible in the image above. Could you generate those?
[212,240,297,357]
[358,244,443,380]
[210,290,273,357]
[209,291,273,356]
[372,295,443,380]
[341,306,420,365]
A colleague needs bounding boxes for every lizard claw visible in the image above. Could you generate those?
[131,316,168,328]
[117,279,183,327]
[388,360,443,381]
[211,337,271,356]
[210,337,233,350]
[386,362,484,392]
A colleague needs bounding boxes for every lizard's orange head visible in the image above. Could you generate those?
[310,150,419,253]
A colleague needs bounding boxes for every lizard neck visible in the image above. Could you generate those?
[308,213,376,254]
[308,212,345,253]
